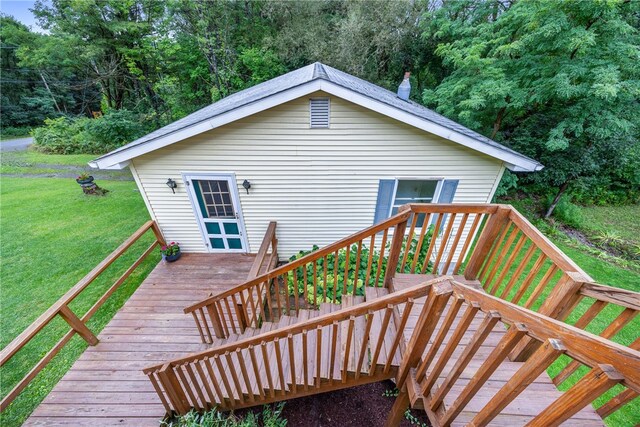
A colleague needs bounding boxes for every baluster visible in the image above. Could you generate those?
[441,323,528,425]
[528,365,623,427]
[316,325,323,388]
[260,342,275,398]
[342,316,355,382]
[323,255,328,302]
[488,233,527,295]
[184,362,209,410]
[597,388,638,419]
[224,351,245,404]
[191,311,207,343]
[356,311,374,379]
[313,261,318,307]
[214,354,236,405]
[193,360,217,408]
[274,274,283,320]
[333,250,339,302]
[222,297,237,334]
[288,334,297,393]
[236,349,255,403]
[147,371,171,412]
[470,339,566,426]
[421,213,443,273]
[454,212,482,274]
[484,227,520,291]
[343,245,350,295]
[429,311,501,412]
[353,241,362,295]
[303,263,308,308]
[203,357,226,408]
[274,338,286,396]
[175,364,202,410]
[411,212,432,273]
[248,345,265,400]
[369,306,393,375]
[292,269,299,313]
[443,212,468,274]
[365,234,376,286]
[329,321,339,383]
[500,242,536,301]
[302,330,309,390]
[400,213,419,272]
[476,219,512,281]
[511,251,545,305]
[384,299,414,374]
[264,279,274,320]
[375,228,389,286]
[433,213,456,274]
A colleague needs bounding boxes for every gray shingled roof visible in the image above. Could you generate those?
[95,62,540,169]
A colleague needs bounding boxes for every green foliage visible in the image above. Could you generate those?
[32,110,148,154]
[286,227,434,306]
[0,126,32,138]
[545,196,583,229]
[163,404,287,427]
[494,170,518,199]
[422,0,640,210]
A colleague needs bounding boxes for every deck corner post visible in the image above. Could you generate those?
[509,272,585,362]
[383,212,410,288]
[158,363,190,415]
[463,206,511,281]
[151,221,167,247]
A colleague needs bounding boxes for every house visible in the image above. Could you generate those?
[90,63,542,257]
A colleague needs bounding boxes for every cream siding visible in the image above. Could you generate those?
[132,93,504,257]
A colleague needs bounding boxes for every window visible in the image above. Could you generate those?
[391,179,441,226]
[197,180,234,218]
[310,97,330,128]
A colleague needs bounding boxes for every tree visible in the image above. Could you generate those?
[421,0,640,216]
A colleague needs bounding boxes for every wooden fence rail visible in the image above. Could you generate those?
[0,220,165,411]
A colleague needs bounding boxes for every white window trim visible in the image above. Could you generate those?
[389,177,444,217]
[181,172,249,253]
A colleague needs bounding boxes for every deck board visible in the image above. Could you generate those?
[25,253,257,426]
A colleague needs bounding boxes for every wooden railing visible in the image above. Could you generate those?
[144,277,452,414]
[389,279,640,426]
[183,211,411,340]
[187,222,279,343]
[0,220,165,411]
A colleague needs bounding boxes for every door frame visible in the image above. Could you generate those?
[182,172,249,253]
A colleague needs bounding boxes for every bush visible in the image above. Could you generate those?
[1,126,32,138]
[547,196,584,229]
[162,404,286,427]
[32,110,148,154]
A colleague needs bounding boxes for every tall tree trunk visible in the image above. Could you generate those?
[491,106,507,139]
[40,72,62,114]
[544,181,570,218]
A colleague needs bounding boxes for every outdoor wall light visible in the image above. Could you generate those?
[242,179,251,194]
[166,178,178,194]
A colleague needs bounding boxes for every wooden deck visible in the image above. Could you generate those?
[392,274,604,426]
[25,253,259,427]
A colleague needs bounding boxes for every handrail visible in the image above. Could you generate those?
[0,220,165,412]
[184,210,411,314]
[247,221,278,280]
[387,279,640,425]
[144,277,452,414]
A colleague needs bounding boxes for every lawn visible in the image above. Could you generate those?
[578,204,640,245]
[0,176,159,426]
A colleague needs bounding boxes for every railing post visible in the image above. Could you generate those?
[157,363,190,415]
[150,221,167,247]
[385,280,453,426]
[510,271,585,362]
[463,206,511,281]
[58,305,98,346]
[384,208,410,288]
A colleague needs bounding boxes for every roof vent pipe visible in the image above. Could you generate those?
[397,72,411,101]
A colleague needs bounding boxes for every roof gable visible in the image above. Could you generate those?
[90,63,542,172]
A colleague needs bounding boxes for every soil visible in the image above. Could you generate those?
[236,380,430,427]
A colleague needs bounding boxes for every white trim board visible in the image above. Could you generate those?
[90,80,542,172]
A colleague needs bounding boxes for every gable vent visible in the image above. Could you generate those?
[310,98,330,128]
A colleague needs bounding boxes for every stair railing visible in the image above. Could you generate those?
[388,279,640,427]
[183,210,412,341]
[144,276,452,415]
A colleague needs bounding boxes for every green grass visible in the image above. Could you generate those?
[0,177,158,426]
[578,204,640,245]
[1,150,96,166]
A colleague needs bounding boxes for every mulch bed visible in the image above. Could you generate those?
[237,380,430,426]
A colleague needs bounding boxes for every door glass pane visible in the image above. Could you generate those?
[223,222,239,235]
[227,238,242,249]
[197,179,235,218]
[205,222,221,234]
[210,238,225,249]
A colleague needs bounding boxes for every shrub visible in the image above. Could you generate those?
[287,227,434,306]
[32,110,148,154]
[1,126,32,138]
[546,197,584,229]
[162,404,286,427]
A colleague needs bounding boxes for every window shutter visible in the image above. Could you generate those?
[374,179,395,224]
[310,98,330,128]
[438,179,459,203]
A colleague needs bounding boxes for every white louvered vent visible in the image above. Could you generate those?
[310,98,330,128]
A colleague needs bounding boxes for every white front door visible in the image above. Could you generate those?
[184,173,248,253]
